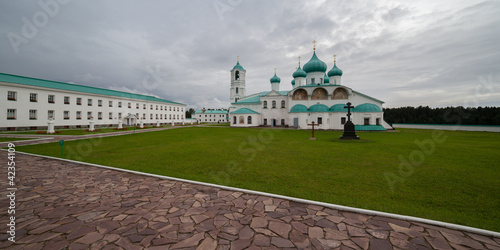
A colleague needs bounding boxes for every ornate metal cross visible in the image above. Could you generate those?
[344,102,355,122]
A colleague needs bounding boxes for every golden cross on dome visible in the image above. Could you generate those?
[334,54,337,63]
[274,68,277,74]
[298,56,301,66]
[312,40,317,51]
[237,55,239,62]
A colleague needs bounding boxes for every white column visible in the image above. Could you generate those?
[171,121,175,126]
[156,120,160,127]
[140,119,144,128]
[182,121,185,126]
[118,120,123,129]
[47,119,55,134]
[89,119,95,132]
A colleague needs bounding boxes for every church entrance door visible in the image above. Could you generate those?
[293,118,298,128]
[272,119,276,127]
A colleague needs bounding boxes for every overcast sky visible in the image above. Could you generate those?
[1,0,499,109]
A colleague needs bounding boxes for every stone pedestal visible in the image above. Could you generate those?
[118,120,123,129]
[47,119,55,134]
[139,120,144,128]
[89,120,95,132]
[340,121,359,140]
[156,120,160,127]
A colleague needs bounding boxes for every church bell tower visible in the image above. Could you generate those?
[230,56,246,103]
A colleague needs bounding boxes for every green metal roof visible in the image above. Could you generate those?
[231,108,259,114]
[292,66,307,78]
[290,104,308,113]
[291,79,295,86]
[303,51,327,73]
[270,73,281,83]
[194,110,227,114]
[309,104,329,112]
[232,91,290,105]
[330,104,348,112]
[355,125,386,131]
[323,73,330,83]
[0,72,184,105]
[300,83,339,87]
[231,61,246,71]
[353,103,382,112]
[327,63,343,77]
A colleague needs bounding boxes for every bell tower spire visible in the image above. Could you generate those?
[230,56,246,103]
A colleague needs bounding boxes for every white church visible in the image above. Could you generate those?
[228,44,392,131]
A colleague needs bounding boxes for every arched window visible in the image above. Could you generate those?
[292,89,308,100]
[312,88,328,100]
[247,116,252,124]
[233,116,236,124]
[236,87,239,94]
[272,101,276,108]
[239,116,244,124]
[235,70,240,80]
[281,100,286,108]
[263,101,268,109]
[333,88,348,99]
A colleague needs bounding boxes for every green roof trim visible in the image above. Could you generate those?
[330,104,348,112]
[309,104,329,112]
[355,125,386,131]
[194,110,227,114]
[0,72,184,105]
[353,103,382,112]
[290,104,308,113]
[231,108,259,114]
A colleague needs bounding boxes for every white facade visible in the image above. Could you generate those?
[0,73,186,130]
[228,49,392,131]
[192,109,228,123]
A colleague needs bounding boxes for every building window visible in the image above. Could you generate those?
[118,102,122,108]
[77,98,82,105]
[341,117,346,124]
[281,119,285,125]
[364,118,370,125]
[48,110,54,119]
[109,101,113,107]
[128,102,131,108]
[272,101,276,109]
[281,100,285,108]
[263,101,267,109]
[263,119,267,125]
[247,116,252,124]
[318,117,323,125]
[48,95,55,103]
[98,100,102,107]
[150,114,153,119]
[239,116,244,124]
[311,78,315,84]
[156,114,159,119]
[76,111,82,120]
[169,106,172,111]
[376,118,380,125]
[29,109,37,120]
[109,112,113,119]
[160,114,163,119]
[150,105,153,110]
[64,111,70,120]
[236,87,239,94]
[136,113,139,118]
[156,105,158,110]
[177,107,179,112]
[118,113,122,119]
[98,112,102,120]
[7,91,16,101]
[87,112,92,120]
[64,96,70,104]
[136,103,139,109]
[143,104,146,109]
[161,106,163,110]
[30,93,38,102]
[7,109,16,119]
[88,99,93,106]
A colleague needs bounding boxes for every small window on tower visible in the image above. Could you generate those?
[236,87,238,94]
[235,70,240,80]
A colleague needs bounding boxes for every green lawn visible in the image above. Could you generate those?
[0,137,32,142]
[0,126,169,135]
[14,127,500,232]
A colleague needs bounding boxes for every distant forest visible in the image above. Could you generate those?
[383,106,500,125]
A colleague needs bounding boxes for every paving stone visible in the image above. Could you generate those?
[440,231,485,249]
[366,229,389,239]
[352,237,369,250]
[271,237,295,248]
[75,231,103,245]
[268,221,292,238]
[308,226,324,239]
[347,225,368,237]
[253,234,271,246]
[197,237,217,250]
[250,217,268,228]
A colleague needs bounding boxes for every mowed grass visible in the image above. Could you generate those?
[15,127,500,232]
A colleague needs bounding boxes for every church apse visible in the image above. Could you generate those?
[311,88,328,100]
[292,89,308,100]
[333,88,348,100]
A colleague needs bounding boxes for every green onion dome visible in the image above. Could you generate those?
[303,51,327,73]
[292,66,307,78]
[324,73,330,83]
[232,61,246,71]
[291,79,295,86]
[327,63,343,77]
[270,73,281,83]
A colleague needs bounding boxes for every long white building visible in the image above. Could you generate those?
[192,109,228,123]
[228,45,392,130]
[0,73,186,130]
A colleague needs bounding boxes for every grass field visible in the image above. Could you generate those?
[14,127,500,232]
[0,137,33,142]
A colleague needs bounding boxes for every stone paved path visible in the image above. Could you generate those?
[1,152,499,249]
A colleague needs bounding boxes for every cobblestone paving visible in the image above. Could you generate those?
[1,152,499,249]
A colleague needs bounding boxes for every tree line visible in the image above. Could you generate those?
[383,106,500,125]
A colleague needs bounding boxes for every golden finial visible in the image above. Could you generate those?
[274,68,277,74]
[298,56,301,66]
[334,54,336,63]
[237,55,239,62]
[312,40,317,51]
